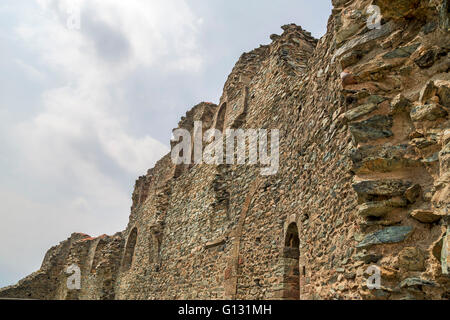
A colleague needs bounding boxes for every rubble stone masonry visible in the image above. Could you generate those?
[1,0,449,300]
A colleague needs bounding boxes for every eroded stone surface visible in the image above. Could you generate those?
[400,277,437,288]
[357,197,407,218]
[344,103,378,121]
[410,209,444,223]
[410,104,448,122]
[397,247,426,272]
[357,226,414,248]
[349,115,394,143]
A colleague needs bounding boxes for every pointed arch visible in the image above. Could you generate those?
[282,223,300,300]
[215,103,227,134]
[122,227,138,271]
[90,239,107,273]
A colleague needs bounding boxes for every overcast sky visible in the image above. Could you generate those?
[0,0,331,287]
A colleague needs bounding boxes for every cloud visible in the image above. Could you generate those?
[31,0,204,71]
[0,0,208,286]
[10,0,204,178]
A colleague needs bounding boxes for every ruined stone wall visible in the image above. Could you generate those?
[1,0,449,300]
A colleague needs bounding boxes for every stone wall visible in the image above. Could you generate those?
[1,0,449,300]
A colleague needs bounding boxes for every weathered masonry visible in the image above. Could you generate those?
[1,0,449,300]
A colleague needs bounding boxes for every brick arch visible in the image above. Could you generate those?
[281,222,300,300]
[122,227,138,272]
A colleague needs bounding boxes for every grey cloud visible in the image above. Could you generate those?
[81,7,131,63]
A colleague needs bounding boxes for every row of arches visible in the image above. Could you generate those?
[120,223,303,300]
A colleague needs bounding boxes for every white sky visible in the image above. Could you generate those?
[0,0,332,287]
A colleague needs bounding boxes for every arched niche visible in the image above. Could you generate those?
[90,239,107,274]
[122,227,138,272]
